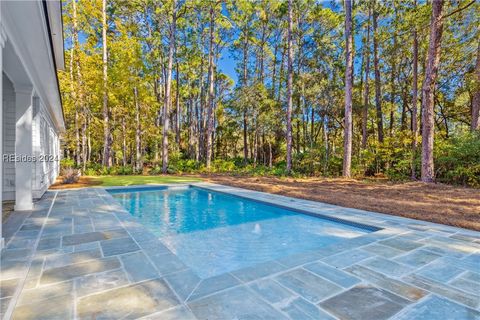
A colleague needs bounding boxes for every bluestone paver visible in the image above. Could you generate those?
[281,297,336,320]
[320,285,410,320]
[395,295,480,320]
[360,256,413,277]
[275,268,342,303]
[74,269,129,297]
[394,249,441,267]
[248,278,295,304]
[2,185,480,320]
[345,265,426,301]
[304,261,361,288]
[188,273,241,301]
[12,294,73,320]
[321,249,373,268]
[100,237,140,256]
[40,257,120,285]
[77,278,179,319]
[120,251,158,282]
[164,269,201,301]
[188,286,289,320]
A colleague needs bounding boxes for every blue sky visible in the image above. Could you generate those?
[218,54,238,84]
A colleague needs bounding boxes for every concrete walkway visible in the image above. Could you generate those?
[1,183,479,319]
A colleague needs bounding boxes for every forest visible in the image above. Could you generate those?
[59,0,480,187]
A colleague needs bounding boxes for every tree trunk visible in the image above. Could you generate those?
[271,40,279,97]
[134,86,142,173]
[86,115,91,164]
[421,0,445,182]
[401,83,408,130]
[175,61,181,146]
[122,117,127,167]
[82,114,87,172]
[277,41,286,103]
[362,7,371,149]
[101,0,111,167]
[242,28,249,164]
[411,25,419,179]
[268,140,272,168]
[373,3,384,143]
[198,59,204,161]
[162,0,177,173]
[69,44,81,166]
[175,61,182,146]
[343,0,353,178]
[472,40,480,131]
[389,20,397,136]
[311,107,315,147]
[205,6,215,168]
[286,0,293,173]
[70,0,81,167]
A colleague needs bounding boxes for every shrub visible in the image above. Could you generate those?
[83,163,102,176]
[60,158,76,169]
[84,168,97,176]
[386,158,413,182]
[176,159,202,173]
[98,166,112,175]
[149,165,164,175]
[111,166,133,175]
[212,159,235,173]
[435,133,480,187]
[62,167,80,184]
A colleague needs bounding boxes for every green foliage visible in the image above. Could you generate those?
[110,166,134,175]
[163,159,203,174]
[435,133,480,187]
[84,168,98,176]
[210,159,236,173]
[80,163,133,176]
[60,158,76,170]
[59,0,478,189]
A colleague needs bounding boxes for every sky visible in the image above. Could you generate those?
[218,53,239,85]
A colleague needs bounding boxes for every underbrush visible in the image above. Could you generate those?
[60,133,479,188]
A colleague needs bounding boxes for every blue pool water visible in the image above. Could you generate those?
[111,186,372,278]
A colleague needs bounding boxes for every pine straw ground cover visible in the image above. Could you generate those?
[50,174,480,231]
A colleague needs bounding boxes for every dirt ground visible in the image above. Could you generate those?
[49,175,480,231]
[202,175,480,231]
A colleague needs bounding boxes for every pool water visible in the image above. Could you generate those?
[110,187,372,279]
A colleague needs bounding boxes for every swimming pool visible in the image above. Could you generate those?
[110,186,374,279]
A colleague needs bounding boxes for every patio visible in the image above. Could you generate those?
[1,183,479,320]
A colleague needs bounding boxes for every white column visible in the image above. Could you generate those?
[0,21,6,248]
[14,85,34,211]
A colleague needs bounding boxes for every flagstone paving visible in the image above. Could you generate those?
[1,183,479,319]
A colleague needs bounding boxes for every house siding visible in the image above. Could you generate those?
[2,73,61,201]
[32,98,60,199]
[2,73,15,201]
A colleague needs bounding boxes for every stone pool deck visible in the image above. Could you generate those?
[0,182,479,320]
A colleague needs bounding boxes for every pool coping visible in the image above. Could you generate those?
[106,182,480,235]
[2,182,479,319]
[101,182,480,291]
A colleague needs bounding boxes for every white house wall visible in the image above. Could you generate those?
[2,71,61,201]
[2,73,15,201]
[32,97,60,199]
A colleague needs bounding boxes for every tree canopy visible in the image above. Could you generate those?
[59,0,480,187]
